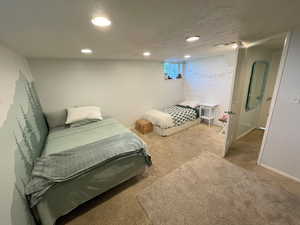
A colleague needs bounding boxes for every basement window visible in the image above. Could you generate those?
[163,62,184,80]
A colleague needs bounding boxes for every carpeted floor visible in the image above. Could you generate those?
[137,151,300,225]
[227,129,264,170]
[57,125,300,225]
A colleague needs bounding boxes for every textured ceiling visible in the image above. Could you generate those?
[0,0,299,60]
[258,36,285,50]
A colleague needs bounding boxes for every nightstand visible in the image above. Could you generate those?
[199,104,218,127]
[135,119,153,134]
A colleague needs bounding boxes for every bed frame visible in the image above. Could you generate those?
[28,118,150,225]
[154,119,200,136]
[34,154,146,225]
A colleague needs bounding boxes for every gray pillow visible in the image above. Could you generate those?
[45,110,67,129]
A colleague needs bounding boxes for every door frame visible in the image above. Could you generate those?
[223,32,290,159]
[223,48,242,157]
[257,32,291,165]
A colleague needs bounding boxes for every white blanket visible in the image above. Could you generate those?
[142,109,174,129]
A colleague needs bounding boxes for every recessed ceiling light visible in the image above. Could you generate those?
[91,17,112,27]
[184,55,191,59]
[81,48,93,54]
[143,52,151,56]
[186,36,200,42]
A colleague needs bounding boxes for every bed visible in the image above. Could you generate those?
[143,101,200,136]
[26,118,151,225]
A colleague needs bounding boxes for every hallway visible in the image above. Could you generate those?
[227,129,264,170]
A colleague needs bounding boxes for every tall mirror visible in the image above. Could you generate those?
[246,61,269,111]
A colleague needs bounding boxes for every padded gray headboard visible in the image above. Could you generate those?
[15,74,48,166]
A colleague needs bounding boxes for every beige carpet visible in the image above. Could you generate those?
[58,127,300,225]
[137,151,300,225]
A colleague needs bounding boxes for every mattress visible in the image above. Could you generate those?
[154,118,200,136]
[35,154,146,225]
[31,118,150,225]
[143,105,199,130]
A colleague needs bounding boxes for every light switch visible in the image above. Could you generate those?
[290,96,300,104]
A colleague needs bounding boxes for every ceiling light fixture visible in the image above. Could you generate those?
[231,43,239,49]
[184,55,191,59]
[81,48,93,54]
[143,51,151,56]
[91,17,112,27]
[215,42,239,49]
[215,43,226,48]
[186,36,200,42]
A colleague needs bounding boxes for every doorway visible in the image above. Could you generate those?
[224,34,287,162]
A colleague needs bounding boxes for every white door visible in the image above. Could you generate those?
[223,48,246,157]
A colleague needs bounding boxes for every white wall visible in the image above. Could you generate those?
[29,59,184,127]
[260,30,300,181]
[183,53,237,125]
[0,44,34,225]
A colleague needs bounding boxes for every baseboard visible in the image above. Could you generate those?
[260,163,300,183]
[236,127,255,140]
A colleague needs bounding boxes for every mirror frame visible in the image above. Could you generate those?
[245,60,269,111]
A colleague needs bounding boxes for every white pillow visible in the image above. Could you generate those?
[179,100,200,108]
[65,106,103,125]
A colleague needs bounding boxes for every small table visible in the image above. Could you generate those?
[199,104,218,127]
[135,119,153,134]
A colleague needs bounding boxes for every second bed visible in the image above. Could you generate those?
[143,101,200,136]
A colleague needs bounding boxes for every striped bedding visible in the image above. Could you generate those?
[143,105,199,129]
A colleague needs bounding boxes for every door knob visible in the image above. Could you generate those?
[225,111,236,115]
[266,97,272,101]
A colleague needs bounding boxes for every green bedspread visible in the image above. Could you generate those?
[42,118,129,156]
[26,118,151,207]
